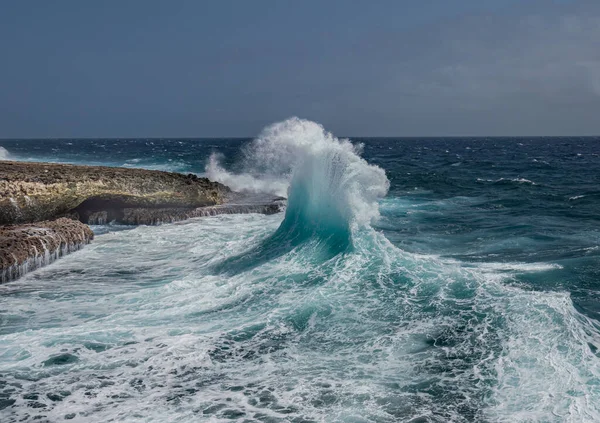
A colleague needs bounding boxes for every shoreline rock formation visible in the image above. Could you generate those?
[109,202,284,225]
[0,218,94,283]
[0,161,230,225]
[0,161,285,283]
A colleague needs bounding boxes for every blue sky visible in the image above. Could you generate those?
[1,0,599,137]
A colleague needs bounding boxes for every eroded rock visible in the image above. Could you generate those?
[0,218,94,283]
[0,161,286,282]
[0,161,230,224]
[118,201,285,225]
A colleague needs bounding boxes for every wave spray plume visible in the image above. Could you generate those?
[209,118,389,271]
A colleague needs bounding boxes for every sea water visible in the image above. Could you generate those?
[1,119,600,422]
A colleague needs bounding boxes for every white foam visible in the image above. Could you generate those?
[477,177,537,185]
[475,262,563,273]
[497,177,537,185]
[0,146,10,160]
[206,152,288,196]
[1,215,600,421]
[206,118,388,200]
[485,288,600,422]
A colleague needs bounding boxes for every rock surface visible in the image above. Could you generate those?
[0,218,94,283]
[0,161,285,282]
[115,202,285,225]
[0,161,230,224]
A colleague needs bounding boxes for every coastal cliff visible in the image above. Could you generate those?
[0,161,230,225]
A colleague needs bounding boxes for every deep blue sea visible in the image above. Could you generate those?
[1,119,600,422]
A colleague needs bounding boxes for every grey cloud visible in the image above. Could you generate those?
[406,8,600,104]
[0,0,599,137]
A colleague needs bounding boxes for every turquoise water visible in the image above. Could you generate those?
[1,119,600,422]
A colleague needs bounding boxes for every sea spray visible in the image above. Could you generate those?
[210,118,389,272]
[206,153,289,196]
[208,117,389,244]
[0,146,10,160]
[206,118,388,201]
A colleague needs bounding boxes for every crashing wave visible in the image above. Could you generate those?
[211,118,389,272]
[210,118,389,250]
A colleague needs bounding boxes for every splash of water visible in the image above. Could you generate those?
[0,146,10,160]
[208,118,388,236]
[210,119,389,272]
[206,153,289,196]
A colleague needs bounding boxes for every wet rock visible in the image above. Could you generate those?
[0,218,94,283]
[0,161,286,282]
[119,201,285,225]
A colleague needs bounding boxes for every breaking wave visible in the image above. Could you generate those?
[210,118,389,261]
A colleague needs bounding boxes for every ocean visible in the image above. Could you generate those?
[1,118,600,422]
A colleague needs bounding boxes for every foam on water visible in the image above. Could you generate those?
[1,121,600,422]
[470,262,564,273]
[2,214,599,422]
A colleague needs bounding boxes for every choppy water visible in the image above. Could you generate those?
[1,120,600,422]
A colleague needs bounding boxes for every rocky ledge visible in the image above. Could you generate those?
[108,202,285,225]
[0,218,94,283]
[0,161,285,283]
[0,160,230,225]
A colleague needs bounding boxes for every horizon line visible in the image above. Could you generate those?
[1,135,599,141]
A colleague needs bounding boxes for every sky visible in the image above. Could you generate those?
[1,0,599,137]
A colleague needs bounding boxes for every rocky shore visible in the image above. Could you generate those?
[0,218,94,283]
[0,160,230,224]
[0,161,284,283]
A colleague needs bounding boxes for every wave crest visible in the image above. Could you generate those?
[211,118,389,271]
[209,118,388,232]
